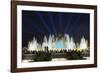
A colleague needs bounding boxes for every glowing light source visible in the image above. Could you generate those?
[55,40,64,49]
[27,34,88,51]
[79,37,88,50]
[28,37,37,51]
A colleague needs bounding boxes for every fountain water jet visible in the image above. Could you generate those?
[27,34,89,51]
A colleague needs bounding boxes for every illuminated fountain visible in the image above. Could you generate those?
[65,34,76,50]
[23,34,89,62]
[48,35,53,50]
[27,34,89,52]
[42,36,48,51]
[28,37,38,51]
[79,37,88,50]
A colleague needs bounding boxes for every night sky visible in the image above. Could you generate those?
[22,10,90,48]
